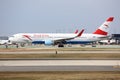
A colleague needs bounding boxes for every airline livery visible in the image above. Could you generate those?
[9,29,84,47]
[70,17,114,44]
[8,17,114,47]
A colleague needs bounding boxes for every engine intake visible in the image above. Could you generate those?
[44,40,54,45]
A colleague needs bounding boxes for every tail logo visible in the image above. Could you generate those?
[93,17,114,35]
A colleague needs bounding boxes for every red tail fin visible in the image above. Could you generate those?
[93,17,114,35]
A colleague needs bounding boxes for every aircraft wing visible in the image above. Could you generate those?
[53,29,84,43]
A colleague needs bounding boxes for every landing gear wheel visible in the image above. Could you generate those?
[58,44,64,47]
[20,43,25,47]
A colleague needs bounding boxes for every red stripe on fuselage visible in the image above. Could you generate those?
[23,35,32,41]
[93,29,107,35]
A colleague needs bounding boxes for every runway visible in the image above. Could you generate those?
[0,60,120,71]
[0,47,120,72]
[1,66,120,71]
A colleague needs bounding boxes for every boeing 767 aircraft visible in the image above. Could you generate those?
[8,29,84,47]
[8,17,114,47]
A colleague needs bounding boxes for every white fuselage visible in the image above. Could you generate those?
[9,33,106,44]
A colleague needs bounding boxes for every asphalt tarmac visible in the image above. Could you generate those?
[0,66,119,71]
[0,60,120,71]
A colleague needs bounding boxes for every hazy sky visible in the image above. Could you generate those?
[0,0,120,36]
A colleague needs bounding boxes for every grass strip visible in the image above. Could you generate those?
[0,53,120,59]
[0,71,120,80]
[0,47,120,52]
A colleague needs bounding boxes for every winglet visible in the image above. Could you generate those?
[77,29,84,37]
[74,29,79,34]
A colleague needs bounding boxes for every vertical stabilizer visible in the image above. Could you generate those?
[93,17,114,35]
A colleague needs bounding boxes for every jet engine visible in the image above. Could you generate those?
[44,40,54,45]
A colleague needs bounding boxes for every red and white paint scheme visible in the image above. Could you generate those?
[93,17,114,35]
[9,29,84,46]
[8,17,114,46]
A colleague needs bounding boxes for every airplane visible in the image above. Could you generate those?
[99,39,116,45]
[8,29,84,47]
[8,17,114,47]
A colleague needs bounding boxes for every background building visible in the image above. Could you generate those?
[0,36,8,40]
[112,34,120,44]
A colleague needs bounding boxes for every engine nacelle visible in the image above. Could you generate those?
[44,40,54,45]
